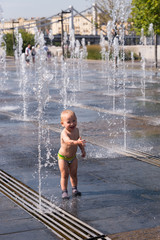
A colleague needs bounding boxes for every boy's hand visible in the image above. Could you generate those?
[77,137,86,146]
[81,150,86,158]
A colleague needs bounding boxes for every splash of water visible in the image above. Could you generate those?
[48,29,54,45]
[63,31,68,58]
[131,52,136,87]
[105,0,132,24]
[14,29,30,120]
[60,56,70,108]
[14,28,23,60]
[53,55,58,87]
[104,0,132,149]
[140,28,144,45]
[79,38,88,82]
[100,31,108,83]
[148,23,154,81]
[0,6,7,90]
[60,30,87,108]
[20,53,29,120]
[33,28,54,210]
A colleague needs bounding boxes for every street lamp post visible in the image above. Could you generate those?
[12,19,18,58]
[12,20,15,55]
[59,10,71,58]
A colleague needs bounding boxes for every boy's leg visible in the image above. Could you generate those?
[58,159,69,191]
[69,158,81,196]
[69,157,78,188]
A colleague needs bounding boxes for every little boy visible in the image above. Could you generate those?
[58,110,86,199]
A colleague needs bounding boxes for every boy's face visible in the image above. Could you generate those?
[61,113,77,132]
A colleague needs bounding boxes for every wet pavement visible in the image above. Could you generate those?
[1,58,160,239]
[0,193,58,240]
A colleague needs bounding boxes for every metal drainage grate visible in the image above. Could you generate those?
[0,169,111,240]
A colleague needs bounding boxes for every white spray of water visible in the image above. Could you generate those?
[104,0,132,149]
[33,28,54,210]
[0,5,7,89]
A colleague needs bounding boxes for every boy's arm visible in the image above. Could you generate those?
[78,139,86,157]
[62,131,86,146]
[77,129,86,157]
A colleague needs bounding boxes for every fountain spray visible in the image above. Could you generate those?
[0,5,7,89]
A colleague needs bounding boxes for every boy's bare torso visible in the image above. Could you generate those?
[59,127,79,158]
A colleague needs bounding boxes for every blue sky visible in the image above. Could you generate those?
[0,0,94,20]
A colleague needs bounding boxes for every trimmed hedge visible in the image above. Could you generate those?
[87,45,102,60]
[124,49,140,61]
[87,44,140,61]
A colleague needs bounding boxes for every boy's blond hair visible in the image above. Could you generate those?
[60,110,76,122]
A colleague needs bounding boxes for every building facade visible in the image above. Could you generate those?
[0,10,103,36]
[50,12,97,35]
[0,17,51,35]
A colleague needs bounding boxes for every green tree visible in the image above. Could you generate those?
[3,29,35,56]
[131,0,160,67]
[18,29,35,52]
[3,33,14,56]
